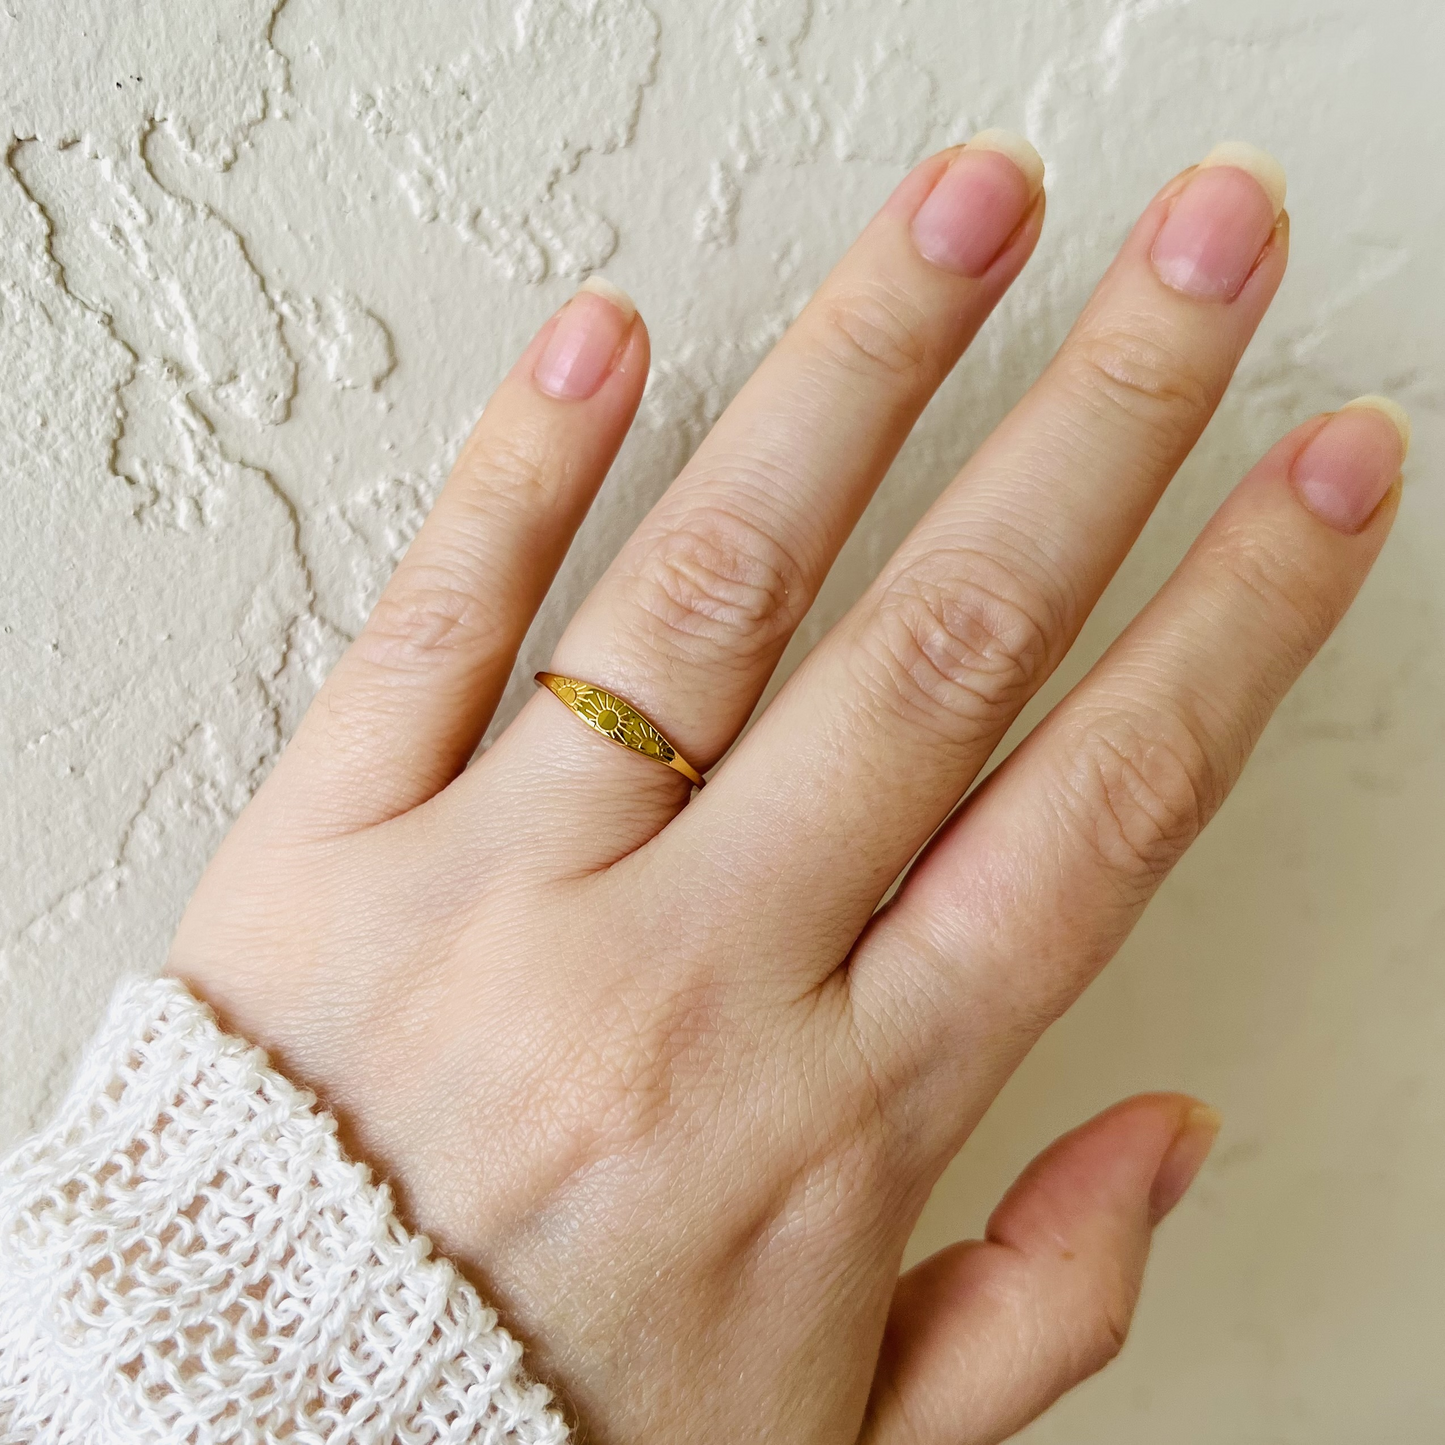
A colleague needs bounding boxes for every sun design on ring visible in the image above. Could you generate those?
[545,675,679,764]
[580,690,630,741]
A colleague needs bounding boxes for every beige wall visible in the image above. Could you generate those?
[3,0,1443,1435]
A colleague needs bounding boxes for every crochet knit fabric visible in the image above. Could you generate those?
[0,977,568,1444]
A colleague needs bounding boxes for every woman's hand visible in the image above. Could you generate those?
[170,135,1405,1444]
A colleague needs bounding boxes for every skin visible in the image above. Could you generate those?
[170,142,1405,1444]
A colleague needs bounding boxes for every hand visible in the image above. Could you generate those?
[171,135,1405,1443]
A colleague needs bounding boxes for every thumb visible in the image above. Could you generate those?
[860,1093,1220,1445]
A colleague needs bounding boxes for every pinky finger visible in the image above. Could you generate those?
[270,280,648,835]
[860,1094,1220,1445]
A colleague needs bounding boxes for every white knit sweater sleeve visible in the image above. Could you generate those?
[0,977,569,1445]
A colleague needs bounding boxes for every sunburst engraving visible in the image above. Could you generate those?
[537,674,680,767]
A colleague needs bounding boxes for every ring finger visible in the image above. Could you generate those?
[476,134,1048,857]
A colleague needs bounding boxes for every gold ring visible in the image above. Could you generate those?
[535,672,705,787]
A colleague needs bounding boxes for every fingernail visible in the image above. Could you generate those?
[1149,1103,1221,1225]
[1343,394,1412,456]
[1151,142,1285,301]
[910,130,1043,278]
[1291,396,1410,533]
[534,277,637,400]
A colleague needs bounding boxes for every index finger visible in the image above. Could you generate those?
[857,400,1406,1118]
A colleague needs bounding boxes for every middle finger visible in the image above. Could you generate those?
[682,144,1289,960]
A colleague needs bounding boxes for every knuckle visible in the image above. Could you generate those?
[1218,525,1330,651]
[348,428,562,683]
[1079,1276,1137,1373]
[860,556,1054,737]
[1066,320,1214,434]
[1066,708,1222,885]
[356,556,494,678]
[447,425,569,543]
[627,502,808,667]
[458,427,554,511]
[815,282,933,385]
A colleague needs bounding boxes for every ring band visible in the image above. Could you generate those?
[534,672,705,787]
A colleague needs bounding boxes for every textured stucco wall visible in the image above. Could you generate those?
[3,0,1443,1436]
